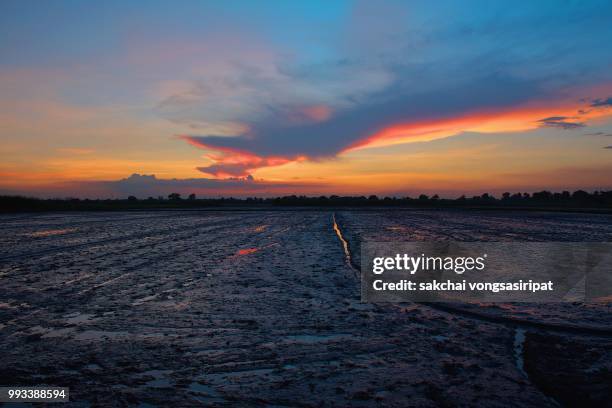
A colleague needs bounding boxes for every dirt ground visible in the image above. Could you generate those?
[1,209,611,407]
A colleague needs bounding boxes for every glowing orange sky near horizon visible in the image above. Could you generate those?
[2,85,612,197]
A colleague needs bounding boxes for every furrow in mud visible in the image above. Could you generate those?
[0,213,261,263]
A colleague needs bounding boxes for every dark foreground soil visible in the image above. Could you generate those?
[1,210,611,407]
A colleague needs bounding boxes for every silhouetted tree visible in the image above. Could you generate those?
[533,191,552,200]
[572,190,589,199]
[188,193,196,200]
[2,189,611,212]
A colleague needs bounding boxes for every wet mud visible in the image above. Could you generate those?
[0,209,611,407]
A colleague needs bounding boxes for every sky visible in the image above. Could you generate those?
[1,0,612,198]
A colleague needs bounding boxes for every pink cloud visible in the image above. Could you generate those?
[181,135,306,177]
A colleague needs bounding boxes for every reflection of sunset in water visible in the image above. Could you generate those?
[234,242,280,257]
[236,248,259,256]
[25,228,76,238]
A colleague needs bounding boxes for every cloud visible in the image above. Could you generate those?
[181,136,306,177]
[3,173,323,199]
[179,74,546,167]
[196,158,293,178]
[153,44,392,135]
[101,173,323,198]
[157,2,612,175]
[590,97,612,107]
[584,131,612,136]
[537,116,585,130]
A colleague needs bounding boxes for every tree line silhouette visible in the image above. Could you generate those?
[1,190,611,212]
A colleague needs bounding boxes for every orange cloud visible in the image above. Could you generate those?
[343,98,612,153]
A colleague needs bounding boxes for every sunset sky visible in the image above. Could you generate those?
[2,0,612,198]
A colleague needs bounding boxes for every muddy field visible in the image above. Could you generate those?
[1,209,611,407]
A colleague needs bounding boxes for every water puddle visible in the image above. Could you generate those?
[284,333,350,344]
[189,381,224,403]
[137,370,174,389]
[64,313,96,325]
[73,330,129,341]
[132,294,159,306]
[145,378,171,388]
[234,243,279,257]
[332,213,358,275]
[189,382,220,396]
[236,248,259,256]
[85,364,102,371]
[25,228,77,237]
[513,328,527,377]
